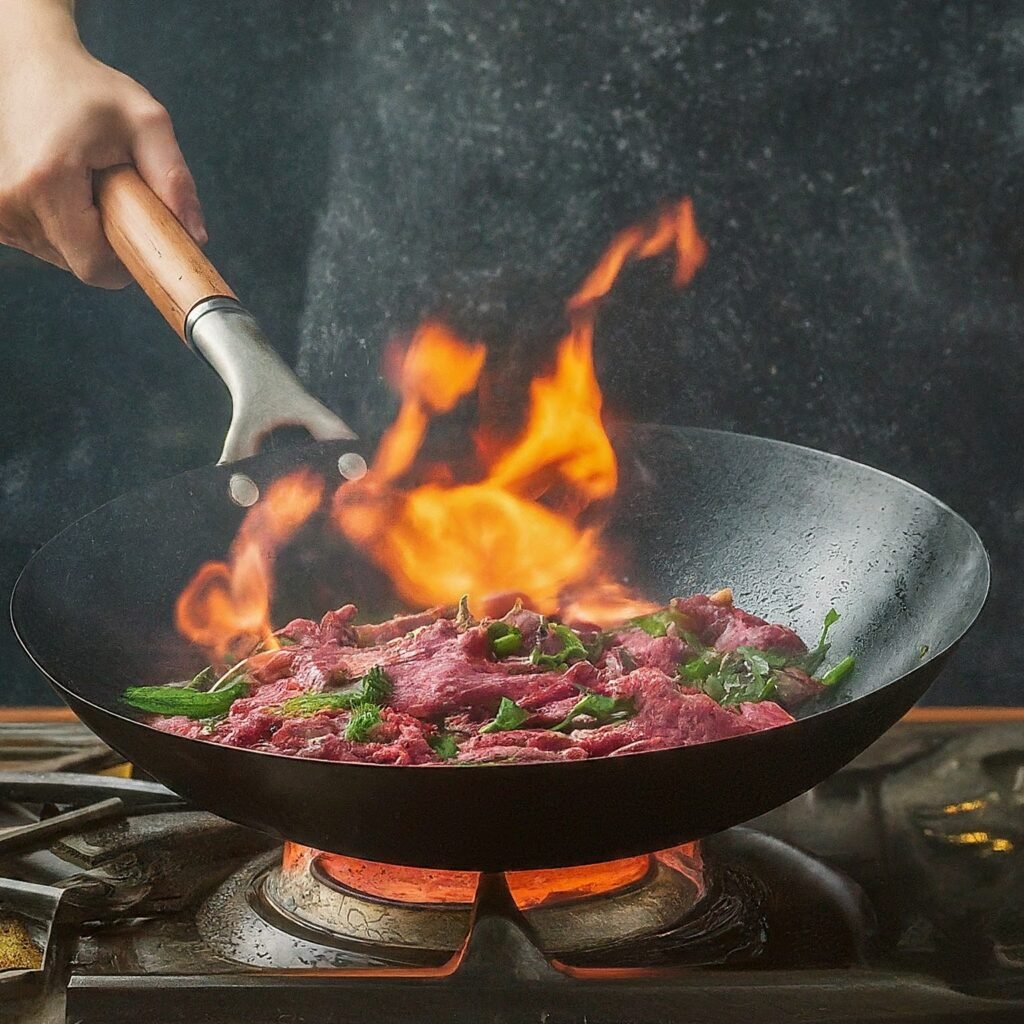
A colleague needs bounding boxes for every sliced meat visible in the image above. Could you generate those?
[147,593,814,766]
[771,667,826,706]
[498,603,545,646]
[573,668,794,758]
[736,700,794,731]
[612,626,691,676]
[353,605,453,646]
[672,594,806,656]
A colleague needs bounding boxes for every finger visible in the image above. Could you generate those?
[131,103,207,245]
[35,167,131,289]
[28,241,72,274]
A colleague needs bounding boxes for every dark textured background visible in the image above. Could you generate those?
[1,1,1021,705]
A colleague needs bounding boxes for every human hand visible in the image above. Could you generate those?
[0,1,206,288]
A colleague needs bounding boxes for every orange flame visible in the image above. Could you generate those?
[174,198,706,656]
[175,468,324,662]
[302,842,698,910]
[374,321,487,482]
[568,197,707,312]
[332,198,706,623]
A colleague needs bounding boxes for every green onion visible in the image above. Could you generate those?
[530,624,588,669]
[820,656,856,686]
[794,608,841,676]
[487,621,523,658]
[493,631,522,657]
[817,608,841,648]
[358,665,392,705]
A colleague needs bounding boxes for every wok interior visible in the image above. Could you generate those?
[13,425,988,730]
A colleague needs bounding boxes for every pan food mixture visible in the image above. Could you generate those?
[121,201,853,765]
[124,590,854,765]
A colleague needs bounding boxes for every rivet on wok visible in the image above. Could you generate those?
[338,453,368,481]
[228,473,260,507]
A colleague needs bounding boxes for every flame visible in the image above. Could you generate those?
[332,198,707,622]
[175,469,324,662]
[302,843,699,910]
[567,197,707,311]
[173,198,706,653]
[374,321,487,482]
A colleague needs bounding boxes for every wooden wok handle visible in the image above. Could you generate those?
[94,165,236,342]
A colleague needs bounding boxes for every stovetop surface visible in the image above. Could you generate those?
[0,714,1022,1023]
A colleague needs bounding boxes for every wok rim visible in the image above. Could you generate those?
[10,424,991,777]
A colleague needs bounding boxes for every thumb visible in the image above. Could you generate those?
[130,103,207,245]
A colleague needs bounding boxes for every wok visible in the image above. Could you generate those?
[10,167,989,870]
[12,426,988,870]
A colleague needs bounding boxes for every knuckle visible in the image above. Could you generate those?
[162,164,192,190]
[136,101,172,132]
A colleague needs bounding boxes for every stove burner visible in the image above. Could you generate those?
[1,717,1022,1023]
[202,843,707,965]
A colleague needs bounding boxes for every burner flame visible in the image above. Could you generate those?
[290,842,703,911]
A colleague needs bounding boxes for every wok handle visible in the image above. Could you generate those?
[92,164,357,463]
[94,165,235,342]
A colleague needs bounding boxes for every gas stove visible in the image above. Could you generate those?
[1,712,1021,1023]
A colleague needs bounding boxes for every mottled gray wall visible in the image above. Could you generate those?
[1,1,1021,704]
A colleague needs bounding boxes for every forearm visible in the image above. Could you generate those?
[0,0,81,58]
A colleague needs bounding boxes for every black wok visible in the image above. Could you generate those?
[11,424,988,871]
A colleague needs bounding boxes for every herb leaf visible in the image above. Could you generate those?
[279,665,392,717]
[479,696,530,734]
[679,609,852,707]
[628,608,683,637]
[344,703,382,742]
[685,648,780,707]
[428,732,460,760]
[680,650,722,682]
[792,608,841,676]
[278,692,354,717]
[717,670,776,706]
[530,624,588,669]
[551,690,635,732]
[124,681,248,719]
[358,665,392,705]
[817,608,841,648]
